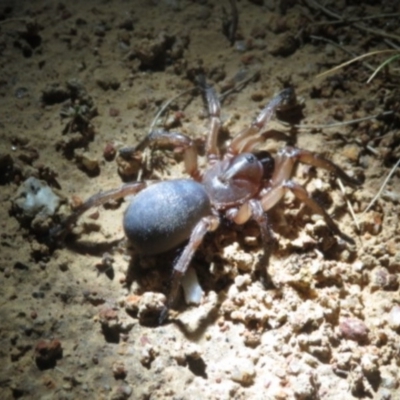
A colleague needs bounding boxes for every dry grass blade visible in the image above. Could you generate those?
[0,18,29,25]
[278,110,394,131]
[316,49,398,79]
[149,87,196,134]
[362,156,400,215]
[337,178,360,232]
[367,53,400,83]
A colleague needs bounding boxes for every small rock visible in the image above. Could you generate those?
[342,144,360,162]
[380,366,399,389]
[124,294,141,314]
[184,343,202,360]
[361,353,379,375]
[98,307,122,342]
[104,142,117,161]
[96,76,120,91]
[139,344,157,367]
[289,301,324,332]
[176,291,218,333]
[109,107,120,117]
[387,305,400,331]
[339,317,369,343]
[361,211,383,235]
[250,91,265,102]
[291,373,316,400]
[112,361,127,380]
[75,151,100,174]
[371,268,398,291]
[234,274,251,289]
[116,153,141,180]
[13,177,61,220]
[99,308,119,328]
[243,330,261,347]
[227,357,255,385]
[41,83,70,105]
[138,292,166,325]
[110,384,133,400]
[268,33,298,57]
[35,339,63,370]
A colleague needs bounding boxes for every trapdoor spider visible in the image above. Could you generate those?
[52,77,359,323]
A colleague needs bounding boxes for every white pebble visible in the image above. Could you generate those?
[227,357,255,385]
[387,305,400,331]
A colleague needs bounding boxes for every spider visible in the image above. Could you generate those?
[52,76,360,323]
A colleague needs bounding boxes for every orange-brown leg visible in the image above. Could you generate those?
[198,75,222,162]
[270,147,360,187]
[159,214,220,324]
[228,88,296,155]
[132,129,200,180]
[50,182,146,242]
[260,146,359,244]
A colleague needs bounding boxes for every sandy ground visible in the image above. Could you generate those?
[1,1,400,399]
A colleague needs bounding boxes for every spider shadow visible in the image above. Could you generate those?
[61,234,124,280]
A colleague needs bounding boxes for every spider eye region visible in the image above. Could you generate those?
[245,154,256,163]
[218,153,263,184]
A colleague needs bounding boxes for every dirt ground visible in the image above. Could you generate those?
[1,1,400,399]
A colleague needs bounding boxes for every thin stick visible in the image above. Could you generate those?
[278,110,393,131]
[384,39,400,51]
[311,13,400,26]
[148,87,196,134]
[315,49,397,78]
[0,18,28,25]
[219,69,260,102]
[367,53,400,83]
[306,0,400,42]
[362,156,400,215]
[355,24,400,43]
[337,178,360,231]
[364,145,380,157]
[227,0,239,45]
[310,35,364,58]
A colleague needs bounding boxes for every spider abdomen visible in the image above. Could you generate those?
[123,179,211,255]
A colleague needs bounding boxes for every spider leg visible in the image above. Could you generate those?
[122,129,199,179]
[228,88,296,155]
[159,215,219,324]
[198,75,221,162]
[261,180,355,244]
[239,129,292,154]
[224,200,275,287]
[275,147,360,187]
[50,182,146,242]
[249,200,276,288]
[260,146,359,244]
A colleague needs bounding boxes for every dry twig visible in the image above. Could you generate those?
[362,157,400,215]
[337,178,360,231]
[305,0,400,42]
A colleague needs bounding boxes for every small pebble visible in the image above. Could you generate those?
[109,107,120,117]
[103,142,116,161]
[35,339,63,369]
[339,317,369,343]
[112,361,127,380]
[227,357,255,385]
[387,305,400,331]
[79,152,99,173]
[110,384,132,400]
